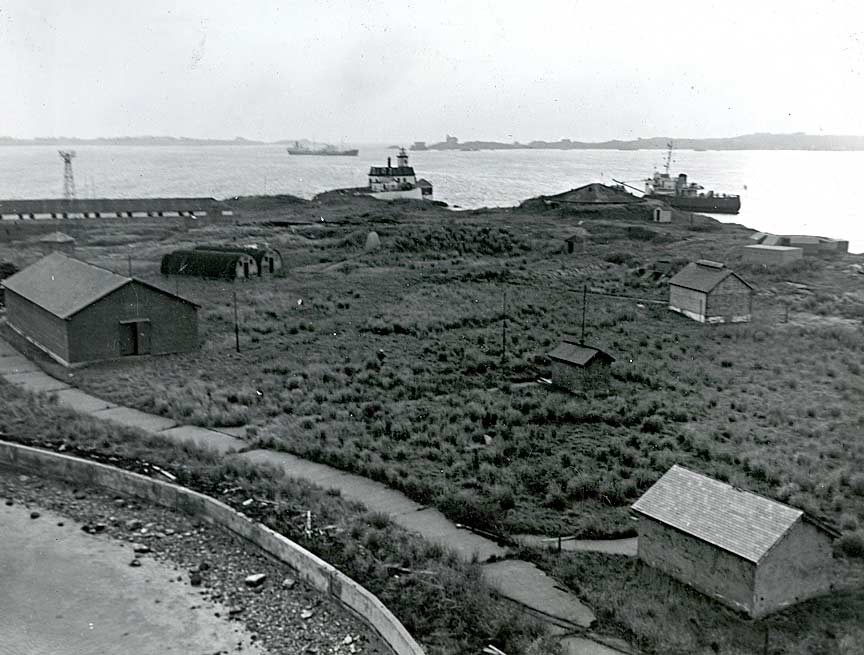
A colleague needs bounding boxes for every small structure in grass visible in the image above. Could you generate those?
[668,260,753,323]
[193,245,282,276]
[365,231,381,251]
[651,208,672,223]
[546,338,614,390]
[742,244,803,266]
[161,249,258,279]
[38,231,76,255]
[754,233,848,256]
[2,252,198,365]
[564,228,590,253]
[631,465,839,618]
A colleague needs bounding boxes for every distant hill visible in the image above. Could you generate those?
[0,136,267,146]
[425,132,864,151]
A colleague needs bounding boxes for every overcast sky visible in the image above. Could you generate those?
[2,1,862,143]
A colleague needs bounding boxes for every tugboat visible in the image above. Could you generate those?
[643,143,740,214]
[286,141,358,156]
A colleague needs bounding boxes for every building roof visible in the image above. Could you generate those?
[632,465,807,563]
[2,252,198,318]
[784,235,822,245]
[543,183,642,205]
[669,260,753,293]
[416,178,433,188]
[565,227,591,241]
[762,235,782,246]
[369,166,416,177]
[748,231,767,242]
[744,245,802,252]
[38,231,76,243]
[548,340,614,367]
[161,249,257,279]
[0,197,225,215]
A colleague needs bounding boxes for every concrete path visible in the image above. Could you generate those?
[0,336,634,654]
[514,535,638,557]
[240,449,507,563]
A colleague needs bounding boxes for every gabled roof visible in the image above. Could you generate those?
[2,252,198,319]
[669,261,752,293]
[632,465,808,563]
[548,340,614,367]
[565,227,591,241]
[38,231,76,243]
[416,178,433,188]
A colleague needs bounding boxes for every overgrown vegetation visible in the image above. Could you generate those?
[0,380,558,655]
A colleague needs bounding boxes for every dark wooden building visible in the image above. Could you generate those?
[1,253,199,365]
[547,339,614,389]
[632,466,838,618]
[193,245,283,276]
[668,260,753,323]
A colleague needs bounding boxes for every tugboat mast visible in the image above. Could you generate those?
[664,141,673,176]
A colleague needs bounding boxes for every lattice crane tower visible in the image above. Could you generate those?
[59,150,76,200]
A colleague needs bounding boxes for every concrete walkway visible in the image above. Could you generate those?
[0,336,632,654]
[514,535,638,557]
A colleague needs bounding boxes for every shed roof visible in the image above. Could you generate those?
[565,227,591,241]
[1,252,198,318]
[38,231,76,243]
[548,340,614,367]
[632,465,806,563]
[416,178,433,188]
[669,261,752,294]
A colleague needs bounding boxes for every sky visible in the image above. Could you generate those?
[2,0,863,143]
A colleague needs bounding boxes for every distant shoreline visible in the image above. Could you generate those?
[3,132,864,151]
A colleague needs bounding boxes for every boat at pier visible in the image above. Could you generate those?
[286,141,358,156]
[643,143,741,214]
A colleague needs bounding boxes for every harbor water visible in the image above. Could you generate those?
[0,145,861,252]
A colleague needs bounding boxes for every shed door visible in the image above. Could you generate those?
[242,260,249,278]
[136,322,151,355]
[119,323,136,356]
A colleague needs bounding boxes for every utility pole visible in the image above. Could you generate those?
[501,286,507,364]
[580,284,587,344]
[233,291,241,353]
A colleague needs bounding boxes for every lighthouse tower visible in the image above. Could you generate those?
[396,147,409,168]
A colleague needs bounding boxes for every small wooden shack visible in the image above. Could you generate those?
[651,208,672,223]
[547,339,614,389]
[668,260,753,324]
[193,245,282,276]
[743,244,803,265]
[565,228,591,253]
[632,466,838,618]
[38,231,76,255]
[2,253,198,365]
[161,249,259,279]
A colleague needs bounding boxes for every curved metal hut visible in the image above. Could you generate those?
[193,245,283,276]
[161,249,259,279]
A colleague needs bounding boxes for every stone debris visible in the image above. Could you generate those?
[244,573,267,588]
[29,511,41,519]
[2,469,383,655]
[132,543,151,554]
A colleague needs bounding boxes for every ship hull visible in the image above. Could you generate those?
[286,149,358,156]
[646,194,740,214]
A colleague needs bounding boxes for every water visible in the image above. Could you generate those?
[0,145,861,252]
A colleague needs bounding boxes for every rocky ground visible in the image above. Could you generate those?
[0,466,386,655]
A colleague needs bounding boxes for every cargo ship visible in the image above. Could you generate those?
[644,143,741,214]
[286,141,358,156]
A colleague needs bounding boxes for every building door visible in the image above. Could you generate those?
[268,257,274,274]
[243,260,249,278]
[119,323,136,356]
[119,320,151,355]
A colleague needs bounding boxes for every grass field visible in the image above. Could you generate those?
[4,196,864,545]
[0,378,558,655]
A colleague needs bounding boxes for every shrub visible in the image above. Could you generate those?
[836,530,864,558]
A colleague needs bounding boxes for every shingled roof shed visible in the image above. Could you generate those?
[668,260,753,323]
[631,465,838,617]
[2,253,198,365]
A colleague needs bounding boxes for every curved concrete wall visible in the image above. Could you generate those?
[0,440,425,655]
